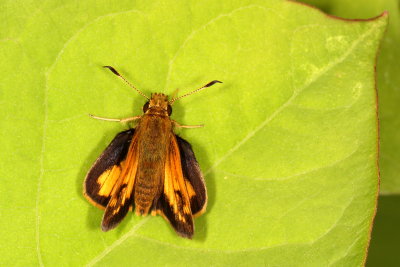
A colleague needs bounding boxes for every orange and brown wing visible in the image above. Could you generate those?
[176,135,207,216]
[84,129,135,209]
[156,135,197,238]
[101,135,140,231]
[84,129,140,231]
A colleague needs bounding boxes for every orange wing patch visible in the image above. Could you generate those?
[183,178,196,201]
[97,163,123,197]
[84,164,123,210]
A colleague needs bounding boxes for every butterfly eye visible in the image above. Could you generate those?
[143,101,150,113]
[167,105,172,116]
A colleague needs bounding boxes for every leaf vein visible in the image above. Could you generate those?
[85,218,150,267]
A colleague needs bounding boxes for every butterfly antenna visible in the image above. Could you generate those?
[103,66,149,100]
[169,80,222,104]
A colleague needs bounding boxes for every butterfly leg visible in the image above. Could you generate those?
[89,114,141,123]
[172,120,204,129]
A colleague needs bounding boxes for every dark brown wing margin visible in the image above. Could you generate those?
[175,135,207,216]
[84,129,135,209]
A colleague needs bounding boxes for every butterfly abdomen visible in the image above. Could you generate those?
[134,166,163,215]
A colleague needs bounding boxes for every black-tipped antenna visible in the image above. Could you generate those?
[169,80,222,104]
[103,66,149,100]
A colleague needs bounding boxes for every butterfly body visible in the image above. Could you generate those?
[133,94,171,216]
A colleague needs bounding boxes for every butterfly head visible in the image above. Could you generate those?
[143,93,172,116]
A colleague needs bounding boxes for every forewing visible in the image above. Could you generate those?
[157,135,194,238]
[84,129,135,209]
[176,135,207,216]
[101,134,140,231]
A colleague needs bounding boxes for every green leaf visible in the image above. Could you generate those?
[299,0,400,194]
[0,0,386,266]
